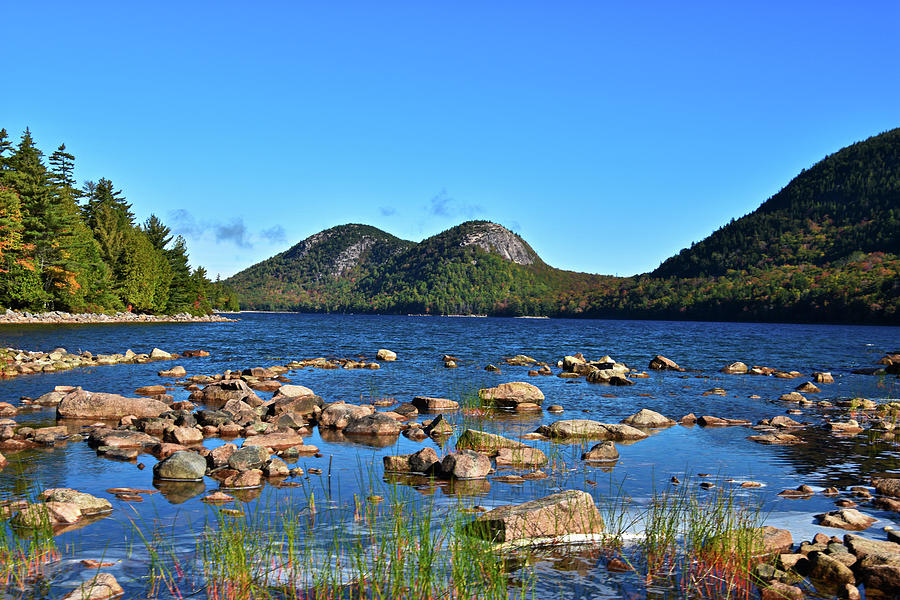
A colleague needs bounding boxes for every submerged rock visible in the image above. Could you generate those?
[468,490,604,543]
[61,573,124,600]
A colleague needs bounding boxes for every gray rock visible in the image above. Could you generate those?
[153,450,207,481]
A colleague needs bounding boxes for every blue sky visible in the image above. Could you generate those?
[3,1,898,278]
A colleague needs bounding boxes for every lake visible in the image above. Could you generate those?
[1,314,898,599]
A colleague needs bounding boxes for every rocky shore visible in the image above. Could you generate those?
[0,346,207,379]
[0,309,235,325]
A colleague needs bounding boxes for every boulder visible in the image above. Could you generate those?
[150,348,173,360]
[543,420,648,441]
[873,478,900,498]
[470,490,603,543]
[14,501,83,527]
[648,355,682,371]
[758,526,794,554]
[57,388,168,420]
[815,508,877,531]
[153,450,207,481]
[376,349,397,361]
[158,366,186,377]
[415,415,448,438]
[60,573,124,600]
[344,413,402,436]
[441,450,491,479]
[760,583,804,600]
[456,429,526,454]
[807,551,856,586]
[38,489,112,515]
[383,447,440,473]
[0,402,18,417]
[478,382,544,408]
[813,372,835,384]
[164,426,203,446]
[796,381,821,393]
[0,451,6,469]
[778,392,808,403]
[621,408,675,428]
[228,445,269,471]
[581,441,619,461]
[193,380,263,408]
[720,361,748,374]
[411,396,459,412]
[318,403,374,429]
[495,447,548,468]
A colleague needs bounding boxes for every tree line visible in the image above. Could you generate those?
[0,126,239,314]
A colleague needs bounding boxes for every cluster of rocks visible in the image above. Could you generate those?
[0,309,234,325]
[4,488,113,532]
[556,354,636,385]
[1,346,201,379]
[755,529,900,599]
[719,360,836,384]
[852,352,900,376]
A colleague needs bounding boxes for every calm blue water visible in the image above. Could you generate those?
[1,314,898,598]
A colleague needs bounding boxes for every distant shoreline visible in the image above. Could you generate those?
[0,310,236,325]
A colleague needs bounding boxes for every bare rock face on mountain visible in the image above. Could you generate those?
[458,222,536,266]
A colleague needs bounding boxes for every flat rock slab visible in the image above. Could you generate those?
[38,489,112,515]
[242,432,307,450]
[747,433,804,445]
[697,416,752,426]
[815,508,877,531]
[57,389,168,420]
[470,490,604,543]
[544,420,648,441]
[411,396,459,412]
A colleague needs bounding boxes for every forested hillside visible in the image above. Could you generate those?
[654,128,900,277]
[228,129,899,324]
[0,127,238,314]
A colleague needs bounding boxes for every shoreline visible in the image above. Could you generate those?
[0,310,236,325]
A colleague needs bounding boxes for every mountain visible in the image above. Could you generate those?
[226,224,413,310]
[654,128,900,278]
[227,130,900,323]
